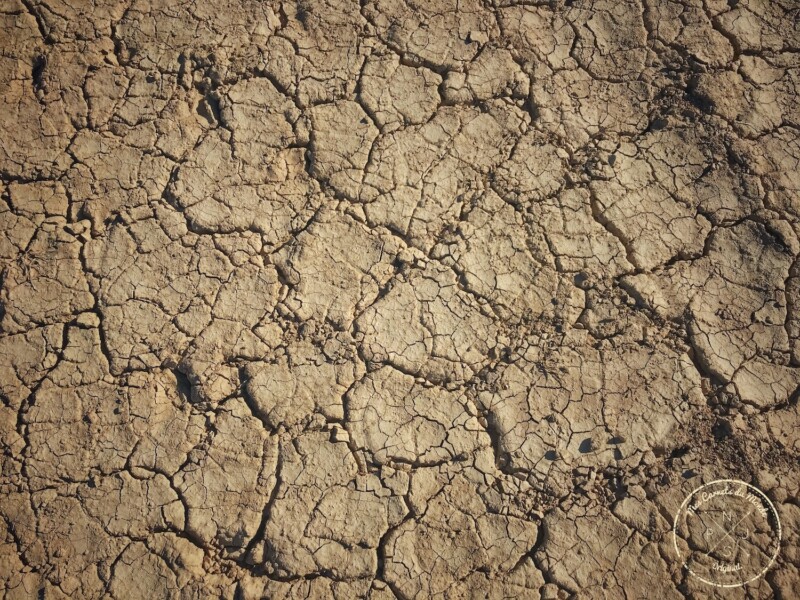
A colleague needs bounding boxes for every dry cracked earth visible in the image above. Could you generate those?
[1,0,800,598]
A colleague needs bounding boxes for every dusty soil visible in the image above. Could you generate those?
[1,0,799,598]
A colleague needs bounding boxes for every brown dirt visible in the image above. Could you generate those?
[1,0,799,598]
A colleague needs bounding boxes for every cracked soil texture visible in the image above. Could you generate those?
[1,0,799,598]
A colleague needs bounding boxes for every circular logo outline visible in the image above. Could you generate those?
[672,479,782,588]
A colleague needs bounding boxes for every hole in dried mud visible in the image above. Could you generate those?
[32,55,46,93]
[172,368,193,403]
[646,117,668,132]
[712,418,733,440]
[669,445,690,459]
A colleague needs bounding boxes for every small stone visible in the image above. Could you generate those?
[468,30,489,45]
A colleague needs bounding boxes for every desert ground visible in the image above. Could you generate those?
[1,0,799,598]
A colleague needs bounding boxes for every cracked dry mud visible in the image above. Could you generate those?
[1,0,799,598]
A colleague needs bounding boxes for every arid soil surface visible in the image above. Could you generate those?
[1,0,800,598]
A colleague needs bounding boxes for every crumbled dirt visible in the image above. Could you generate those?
[1,0,799,598]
